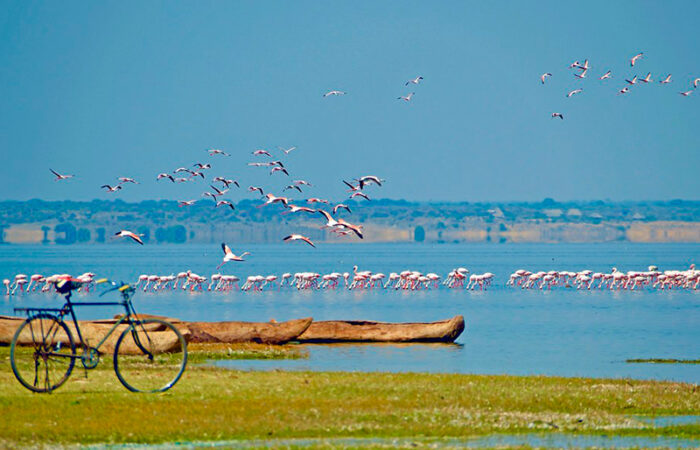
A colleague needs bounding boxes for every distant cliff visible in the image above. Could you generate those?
[1,198,699,244]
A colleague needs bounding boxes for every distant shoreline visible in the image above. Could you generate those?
[2,199,699,244]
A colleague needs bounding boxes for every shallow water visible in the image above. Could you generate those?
[2,243,699,382]
[88,433,700,449]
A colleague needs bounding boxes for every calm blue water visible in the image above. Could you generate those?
[1,243,698,383]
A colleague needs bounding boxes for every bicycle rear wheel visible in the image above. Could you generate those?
[10,314,76,393]
[113,318,187,393]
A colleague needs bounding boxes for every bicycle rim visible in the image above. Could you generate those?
[113,318,187,393]
[10,314,76,393]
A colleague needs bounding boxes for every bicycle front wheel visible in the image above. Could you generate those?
[113,318,187,393]
[10,314,76,393]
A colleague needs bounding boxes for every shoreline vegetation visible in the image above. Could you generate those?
[626,358,700,364]
[1,199,699,244]
[0,345,698,446]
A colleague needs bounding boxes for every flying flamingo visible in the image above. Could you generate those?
[216,243,250,269]
[283,185,302,192]
[323,90,346,97]
[260,193,290,208]
[397,92,415,102]
[551,112,564,120]
[50,169,74,181]
[640,72,653,83]
[248,186,265,196]
[574,69,588,79]
[278,146,297,154]
[618,87,630,95]
[625,75,638,85]
[333,204,352,214]
[101,184,122,193]
[567,88,583,97]
[660,74,672,84]
[210,185,229,197]
[282,204,316,215]
[252,149,272,157]
[157,173,175,182]
[350,192,370,201]
[540,73,552,84]
[118,177,138,184]
[178,200,196,207]
[215,200,235,210]
[294,179,312,186]
[193,163,211,170]
[115,230,144,245]
[336,218,363,239]
[630,52,643,67]
[679,90,693,97]
[283,234,316,248]
[208,149,229,156]
[599,70,612,80]
[575,59,590,71]
[213,177,239,188]
[405,76,423,85]
[694,78,700,88]
[356,175,384,189]
[270,166,289,176]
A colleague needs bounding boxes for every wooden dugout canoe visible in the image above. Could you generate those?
[185,317,313,345]
[296,315,465,343]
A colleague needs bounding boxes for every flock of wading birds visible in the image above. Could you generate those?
[3,264,698,296]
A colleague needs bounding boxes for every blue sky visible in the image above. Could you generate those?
[1,0,698,203]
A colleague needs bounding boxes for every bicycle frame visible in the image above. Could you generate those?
[14,283,151,357]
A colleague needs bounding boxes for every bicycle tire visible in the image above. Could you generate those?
[10,314,76,393]
[113,318,187,393]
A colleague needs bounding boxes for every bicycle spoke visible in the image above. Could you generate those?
[11,315,76,393]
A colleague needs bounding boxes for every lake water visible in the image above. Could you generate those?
[1,243,698,383]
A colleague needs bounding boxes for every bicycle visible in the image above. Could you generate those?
[9,277,187,393]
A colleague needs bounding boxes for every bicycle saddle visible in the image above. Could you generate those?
[55,279,82,294]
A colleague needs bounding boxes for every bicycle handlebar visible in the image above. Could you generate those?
[97,279,135,298]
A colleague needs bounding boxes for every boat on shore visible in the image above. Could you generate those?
[185,317,313,345]
[296,315,465,343]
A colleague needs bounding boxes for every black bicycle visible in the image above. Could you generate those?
[10,278,187,393]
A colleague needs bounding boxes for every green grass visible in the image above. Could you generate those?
[626,358,700,364]
[186,342,308,363]
[0,345,698,446]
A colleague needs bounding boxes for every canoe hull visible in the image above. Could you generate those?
[296,315,465,343]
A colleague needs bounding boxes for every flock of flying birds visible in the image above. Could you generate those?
[48,141,387,268]
[544,51,698,120]
[46,75,435,268]
[323,75,424,102]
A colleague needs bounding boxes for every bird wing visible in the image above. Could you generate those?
[127,233,144,245]
[50,168,61,177]
[222,243,233,256]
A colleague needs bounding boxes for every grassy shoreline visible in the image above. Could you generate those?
[0,345,698,446]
